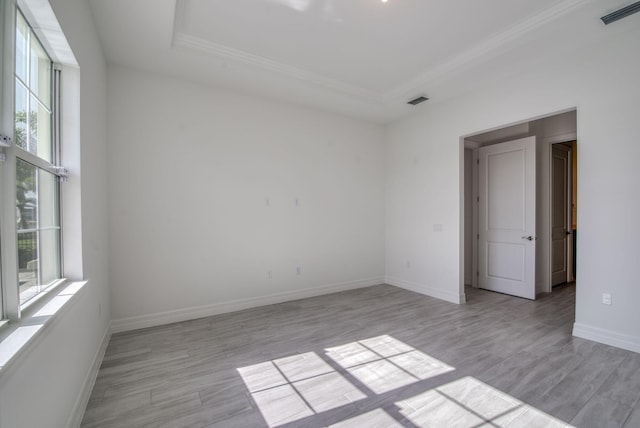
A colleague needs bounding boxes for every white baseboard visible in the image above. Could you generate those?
[111,277,384,333]
[573,322,640,354]
[385,276,464,304]
[67,322,112,428]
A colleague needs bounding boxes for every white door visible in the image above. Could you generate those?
[478,136,536,299]
[551,144,571,286]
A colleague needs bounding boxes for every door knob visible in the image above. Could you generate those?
[565,230,571,235]
[521,236,534,241]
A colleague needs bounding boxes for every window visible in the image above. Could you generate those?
[0,5,65,322]
[14,10,62,306]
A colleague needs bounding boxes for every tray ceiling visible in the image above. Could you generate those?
[89,0,632,122]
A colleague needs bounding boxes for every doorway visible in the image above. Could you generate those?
[551,141,577,286]
[462,110,577,300]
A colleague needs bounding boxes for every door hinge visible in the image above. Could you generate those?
[477,271,479,276]
[477,234,479,239]
[477,196,479,203]
[477,159,479,165]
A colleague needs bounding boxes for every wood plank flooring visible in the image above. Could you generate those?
[82,284,640,427]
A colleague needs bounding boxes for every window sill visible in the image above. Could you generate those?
[19,278,68,313]
[0,280,87,380]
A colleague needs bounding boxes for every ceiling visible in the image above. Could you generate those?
[88,0,632,123]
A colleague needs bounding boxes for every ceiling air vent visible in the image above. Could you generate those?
[407,95,429,106]
[601,1,640,25]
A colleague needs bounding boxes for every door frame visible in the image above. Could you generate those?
[547,136,577,291]
[460,110,577,300]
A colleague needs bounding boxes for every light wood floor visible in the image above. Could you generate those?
[82,284,640,427]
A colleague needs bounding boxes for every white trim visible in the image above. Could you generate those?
[464,140,481,150]
[171,0,594,105]
[548,142,574,292]
[67,322,111,428]
[472,148,479,289]
[172,36,381,104]
[172,0,381,103]
[17,0,77,66]
[385,0,595,101]
[385,276,464,304]
[459,138,466,300]
[111,277,384,333]
[545,133,576,293]
[0,281,87,378]
[542,132,577,145]
[573,323,640,354]
[19,278,67,313]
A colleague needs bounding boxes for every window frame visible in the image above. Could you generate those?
[0,1,66,324]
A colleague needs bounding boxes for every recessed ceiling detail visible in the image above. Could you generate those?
[172,0,589,103]
[89,0,627,123]
[172,26,382,103]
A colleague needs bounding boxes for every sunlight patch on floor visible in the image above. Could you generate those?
[238,352,365,427]
[327,408,403,428]
[326,335,455,394]
[237,335,569,427]
[396,376,573,427]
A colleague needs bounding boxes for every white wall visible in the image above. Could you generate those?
[0,0,110,427]
[386,20,640,351]
[108,66,385,330]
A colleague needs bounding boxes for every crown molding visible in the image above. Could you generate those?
[172,1,382,103]
[383,0,595,101]
[172,0,595,106]
[172,32,384,103]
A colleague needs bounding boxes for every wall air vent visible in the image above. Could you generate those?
[407,95,429,106]
[601,1,640,25]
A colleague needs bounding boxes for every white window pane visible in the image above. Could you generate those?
[29,35,51,109]
[15,80,28,149]
[16,158,37,231]
[29,95,52,162]
[10,8,61,311]
[38,168,60,286]
[37,167,59,228]
[39,229,60,286]
[16,160,61,304]
[18,230,38,305]
[16,13,28,82]
[17,160,39,305]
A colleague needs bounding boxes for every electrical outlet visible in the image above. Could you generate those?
[602,293,612,305]
[433,224,443,232]
[296,266,302,275]
[268,270,272,279]
[406,260,411,269]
